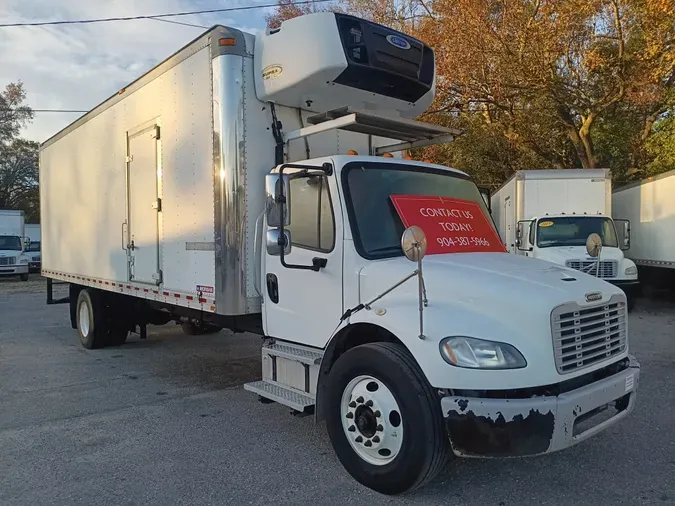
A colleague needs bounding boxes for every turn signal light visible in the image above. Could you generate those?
[219,38,237,46]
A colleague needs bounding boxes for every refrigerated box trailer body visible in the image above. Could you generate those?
[491,170,639,306]
[613,169,675,285]
[0,210,30,280]
[40,13,639,495]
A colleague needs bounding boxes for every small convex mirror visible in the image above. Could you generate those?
[586,233,603,258]
[401,226,427,262]
[265,173,291,228]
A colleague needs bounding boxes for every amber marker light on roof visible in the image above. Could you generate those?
[382,153,394,158]
[219,38,237,46]
[347,150,358,155]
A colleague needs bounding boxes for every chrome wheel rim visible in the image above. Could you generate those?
[78,302,90,337]
[340,375,403,466]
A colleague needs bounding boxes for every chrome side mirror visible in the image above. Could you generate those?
[401,225,427,262]
[614,219,631,250]
[266,229,291,256]
[265,173,291,228]
[586,233,602,258]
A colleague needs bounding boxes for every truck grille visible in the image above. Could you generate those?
[551,294,627,374]
[565,260,617,279]
[0,257,16,266]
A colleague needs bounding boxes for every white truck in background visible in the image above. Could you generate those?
[0,210,30,281]
[39,13,640,494]
[24,223,41,273]
[613,169,675,290]
[491,169,639,310]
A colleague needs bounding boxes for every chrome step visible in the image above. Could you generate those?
[263,342,323,365]
[244,380,315,412]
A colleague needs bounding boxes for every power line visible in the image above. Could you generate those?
[149,18,209,30]
[0,109,88,113]
[0,1,335,28]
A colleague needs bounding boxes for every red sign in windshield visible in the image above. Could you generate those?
[390,195,506,255]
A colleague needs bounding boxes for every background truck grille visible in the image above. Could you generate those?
[0,257,16,266]
[551,294,627,374]
[565,260,617,279]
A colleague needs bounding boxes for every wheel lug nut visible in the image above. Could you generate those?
[349,401,356,408]
[355,436,363,443]
[364,440,372,447]
[348,425,356,432]
[372,436,380,443]
[377,424,383,432]
[365,399,373,407]
[346,412,354,419]
[374,410,381,417]
[356,396,364,403]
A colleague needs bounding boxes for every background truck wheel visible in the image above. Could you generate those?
[20,273,28,281]
[180,321,222,336]
[325,342,448,495]
[76,289,109,349]
[626,295,636,312]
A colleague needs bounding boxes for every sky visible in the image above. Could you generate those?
[0,0,272,143]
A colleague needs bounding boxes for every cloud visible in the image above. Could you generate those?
[0,0,271,142]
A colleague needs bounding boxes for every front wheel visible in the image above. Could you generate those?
[325,342,448,495]
[20,273,29,281]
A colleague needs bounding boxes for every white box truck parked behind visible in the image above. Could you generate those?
[491,169,639,309]
[40,13,639,494]
[613,169,675,288]
[0,210,30,281]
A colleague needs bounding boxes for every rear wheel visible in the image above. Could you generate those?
[106,326,129,346]
[20,273,28,281]
[76,290,108,349]
[325,342,448,495]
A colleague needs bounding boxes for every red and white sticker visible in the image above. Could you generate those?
[390,195,506,255]
[196,285,215,295]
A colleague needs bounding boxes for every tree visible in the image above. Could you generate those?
[265,0,338,28]
[0,82,38,222]
[0,138,40,222]
[0,82,34,145]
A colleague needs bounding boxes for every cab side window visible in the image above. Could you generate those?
[286,175,335,252]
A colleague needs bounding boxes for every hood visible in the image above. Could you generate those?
[359,252,623,315]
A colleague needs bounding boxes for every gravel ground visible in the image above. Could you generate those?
[1,278,674,505]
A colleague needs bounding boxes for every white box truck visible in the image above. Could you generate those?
[612,169,675,288]
[24,223,41,273]
[491,169,639,309]
[40,13,640,494]
[0,209,30,281]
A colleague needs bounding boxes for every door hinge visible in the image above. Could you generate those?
[126,155,133,163]
[150,125,160,140]
[152,270,163,284]
[152,198,162,212]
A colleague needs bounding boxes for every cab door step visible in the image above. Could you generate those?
[244,380,315,412]
[244,340,323,411]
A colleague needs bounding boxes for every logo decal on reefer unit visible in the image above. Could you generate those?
[386,35,411,50]
[585,291,602,302]
[197,285,215,295]
[262,64,283,80]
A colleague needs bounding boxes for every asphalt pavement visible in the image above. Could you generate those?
[1,279,674,505]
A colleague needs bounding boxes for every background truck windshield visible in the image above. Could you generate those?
[536,217,618,248]
[343,162,491,258]
[0,235,22,251]
[26,241,40,252]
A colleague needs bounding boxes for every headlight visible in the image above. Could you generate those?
[439,336,527,369]
[19,258,29,264]
[625,266,637,276]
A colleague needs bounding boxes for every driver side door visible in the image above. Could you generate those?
[262,161,344,349]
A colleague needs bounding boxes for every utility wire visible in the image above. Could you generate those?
[0,109,88,113]
[149,18,209,29]
[0,0,335,28]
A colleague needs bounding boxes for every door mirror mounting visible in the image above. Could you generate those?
[614,219,631,251]
[265,173,291,228]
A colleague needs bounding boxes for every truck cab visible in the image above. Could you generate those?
[0,210,30,281]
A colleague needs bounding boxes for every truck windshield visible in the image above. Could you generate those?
[0,235,22,251]
[343,162,491,258]
[536,217,618,248]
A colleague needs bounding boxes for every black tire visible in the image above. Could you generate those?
[20,273,29,281]
[76,290,109,349]
[626,294,636,312]
[325,342,448,495]
[181,321,222,335]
